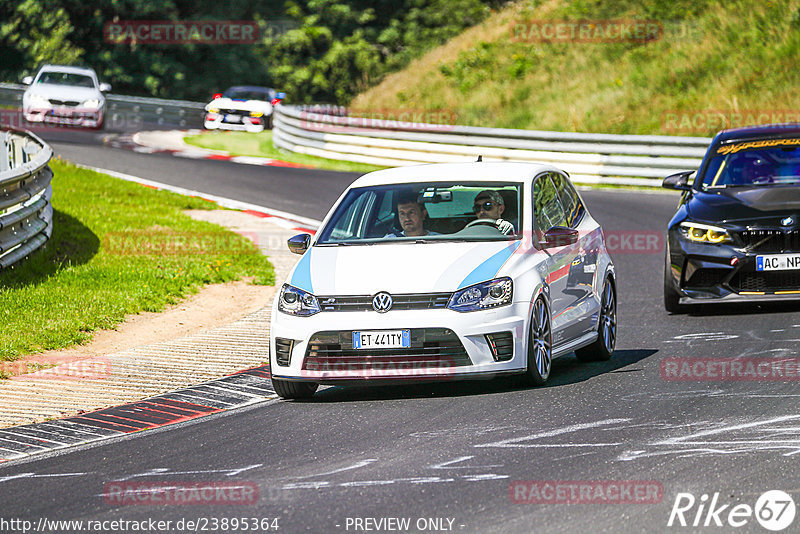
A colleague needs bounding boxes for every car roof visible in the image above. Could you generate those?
[714,123,800,144]
[350,162,563,187]
[38,64,97,77]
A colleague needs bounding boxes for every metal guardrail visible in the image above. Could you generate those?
[273,105,712,186]
[0,83,205,132]
[0,129,54,270]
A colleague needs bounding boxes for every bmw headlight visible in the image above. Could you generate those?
[29,94,50,106]
[678,222,731,244]
[278,284,320,316]
[448,277,513,312]
[82,99,101,109]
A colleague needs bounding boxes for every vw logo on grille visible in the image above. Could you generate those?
[782,216,795,227]
[372,292,393,313]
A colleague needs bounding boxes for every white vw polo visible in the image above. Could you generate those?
[270,162,617,399]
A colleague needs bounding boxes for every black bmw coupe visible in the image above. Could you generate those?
[663,124,800,312]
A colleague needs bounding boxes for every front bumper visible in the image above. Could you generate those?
[270,303,530,383]
[667,232,800,304]
[204,112,265,132]
[24,106,103,128]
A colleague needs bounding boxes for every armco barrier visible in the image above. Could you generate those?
[0,83,205,132]
[273,105,712,186]
[0,129,54,269]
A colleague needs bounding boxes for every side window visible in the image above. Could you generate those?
[533,174,567,234]
[328,191,376,240]
[550,172,583,228]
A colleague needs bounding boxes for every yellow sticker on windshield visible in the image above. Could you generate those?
[718,138,800,154]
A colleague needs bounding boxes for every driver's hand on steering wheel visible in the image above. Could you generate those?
[496,219,514,235]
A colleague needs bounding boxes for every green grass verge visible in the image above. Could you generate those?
[183,130,384,174]
[353,0,800,136]
[0,158,274,362]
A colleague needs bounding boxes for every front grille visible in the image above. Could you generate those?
[275,338,294,366]
[685,268,729,288]
[316,293,452,312]
[222,109,243,115]
[731,271,800,292]
[485,332,514,361]
[50,99,80,107]
[738,229,800,253]
[302,328,471,372]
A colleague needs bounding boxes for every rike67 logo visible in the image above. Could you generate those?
[668,490,796,531]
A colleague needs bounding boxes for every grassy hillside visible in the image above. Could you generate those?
[352,0,800,136]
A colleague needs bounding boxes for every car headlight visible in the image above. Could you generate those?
[207,108,219,114]
[448,277,513,312]
[82,99,101,109]
[678,222,731,244]
[278,284,320,316]
[28,94,49,106]
[249,111,263,117]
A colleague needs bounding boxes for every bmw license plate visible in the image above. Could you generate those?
[756,254,800,271]
[352,330,411,349]
[224,114,240,123]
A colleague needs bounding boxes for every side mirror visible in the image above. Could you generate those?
[99,83,112,92]
[287,233,311,255]
[662,170,694,191]
[22,76,33,85]
[540,226,579,248]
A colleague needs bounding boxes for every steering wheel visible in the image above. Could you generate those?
[464,219,499,230]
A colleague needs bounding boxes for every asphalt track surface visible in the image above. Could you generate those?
[2,129,800,533]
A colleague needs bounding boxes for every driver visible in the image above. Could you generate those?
[473,190,515,235]
[385,191,440,237]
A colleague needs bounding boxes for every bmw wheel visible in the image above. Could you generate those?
[272,378,318,399]
[524,298,552,386]
[576,278,616,361]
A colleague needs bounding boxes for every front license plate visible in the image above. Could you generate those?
[224,114,240,123]
[756,254,800,271]
[352,330,411,350]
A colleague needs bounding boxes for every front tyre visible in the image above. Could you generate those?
[664,252,685,314]
[272,378,318,399]
[523,298,552,386]
[575,278,616,361]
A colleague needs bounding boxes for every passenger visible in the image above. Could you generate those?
[473,190,515,235]
[385,191,440,237]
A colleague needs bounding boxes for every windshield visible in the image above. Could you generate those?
[699,140,800,189]
[36,71,95,88]
[317,181,523,245]
[223,87,273,100]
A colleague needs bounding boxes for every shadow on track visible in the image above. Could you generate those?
[682,301,800,317]
[304,349,658,403]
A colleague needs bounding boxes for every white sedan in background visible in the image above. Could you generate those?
[270,162,617,399]
[203,86,285,132]
[22,64,110,129]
